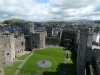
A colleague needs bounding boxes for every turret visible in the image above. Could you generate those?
[28,22,34,50]
[28,22,34,34]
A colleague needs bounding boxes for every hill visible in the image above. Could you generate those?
[2,19,24,24]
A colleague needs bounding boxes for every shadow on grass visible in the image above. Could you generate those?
[43,63,64,75]
[43,50,77,75]
[67,50,77,75]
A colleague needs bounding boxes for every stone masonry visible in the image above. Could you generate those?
[1,33,15,65]
[77,28,94,75]
[0,40,4,75]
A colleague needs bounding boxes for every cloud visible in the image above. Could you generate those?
[0,0,100,21]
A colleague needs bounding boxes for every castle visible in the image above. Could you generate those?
[0,22,100,75]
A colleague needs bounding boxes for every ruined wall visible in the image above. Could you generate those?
[45,37,61,45]
[0,37,4,75]
[14,34,25,57]
[1,33,15,65]
[77,28,94,75]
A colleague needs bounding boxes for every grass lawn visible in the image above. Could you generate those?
[18,53,30,60]
[67,50,77,75]
[4,61,22,75]
[18,47,66,75]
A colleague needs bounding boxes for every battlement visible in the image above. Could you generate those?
[32,32,45,35]
[15,33,24,39]
[80,28,94,34]
[64,29,78,31]
[62,29,78,33]
[2,33,14,37]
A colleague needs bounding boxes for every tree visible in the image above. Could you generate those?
[0,24,3,28]
[3,20,11,24]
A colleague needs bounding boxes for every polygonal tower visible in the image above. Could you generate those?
[77,28,94,75]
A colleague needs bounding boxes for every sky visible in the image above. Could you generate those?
[0,0,100,22]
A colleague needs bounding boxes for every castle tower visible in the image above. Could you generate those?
[31,32,45,49]
[77,28,94,75]
[28,22,34,50]
[1,33,15,66]
[28,22,34,34]
[0,35,4,75]
[57,30,62,38]
[46,25,52,37]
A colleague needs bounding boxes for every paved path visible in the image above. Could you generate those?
[62,51,74,75]
[14,53,33,75]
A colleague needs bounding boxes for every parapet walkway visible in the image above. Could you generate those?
[14,53,33,75]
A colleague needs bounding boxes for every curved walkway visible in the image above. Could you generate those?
[14,53,33,75]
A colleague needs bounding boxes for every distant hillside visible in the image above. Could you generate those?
[2,19,24,24]
[47,22,63,27]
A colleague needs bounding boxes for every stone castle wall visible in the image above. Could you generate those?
[0,40,4,75]
[14,34,25,57]
[77,28,94,75]
[45,37,61,45]
[0,33,15,65]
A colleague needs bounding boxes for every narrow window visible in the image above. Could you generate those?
[7,53,9,55]
[33,41,34,44]
[21,42,23,46]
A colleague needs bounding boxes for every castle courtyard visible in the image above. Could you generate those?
[4,47,77,75]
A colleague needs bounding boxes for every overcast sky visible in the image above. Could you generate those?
[0,0,100,22]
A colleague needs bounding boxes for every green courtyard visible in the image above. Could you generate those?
[4,47,77,75]
[19,47,66,75]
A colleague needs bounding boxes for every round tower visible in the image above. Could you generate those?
[28,22,34,50]
[28,22,34,35]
